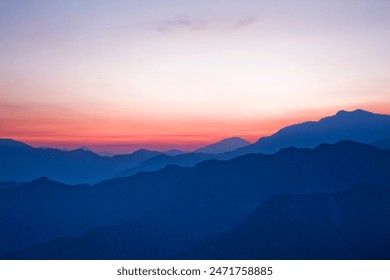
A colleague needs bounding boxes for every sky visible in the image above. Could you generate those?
[1,0,390,152]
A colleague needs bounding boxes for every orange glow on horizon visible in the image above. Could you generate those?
[2,0,390,153]
[2,101,389,153]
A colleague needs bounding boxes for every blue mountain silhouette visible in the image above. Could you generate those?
[117,109,390,177]
[180,184,390,259]
[0,139,161,184]
[193,137,250,154]
[2,141,390,259]
[116,152,215,177]
[233,109,390,155]
[117,137,249,177]
[0,165,193,255]
[2,109,390,182]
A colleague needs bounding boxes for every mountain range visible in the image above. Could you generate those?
[233,109,390,155]
[1,109,390,259]
[2,141,390,259]
[179,184,390,259]
[0,139,161,184]
[117,109,390,177]
[2,109,390,183]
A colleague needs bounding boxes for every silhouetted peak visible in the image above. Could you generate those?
[24,177,58,188]
[132,149,153,155]
[96,151,117,157]
[335,109,373,117]
[21,177,70,191]
[0,139,32,149]
[31,177,53,184]
[224,137,249,141]
[316,140,375,151]
[273,141,378,158]
[278,146,302,153]
[69,148,99,156]
[194,137,250,154]
[220,137,250,143]
[335,109,348,116]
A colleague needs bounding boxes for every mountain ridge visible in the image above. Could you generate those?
[193,137,250,154]
[0,139,162,184]
[178,183,390,259]
[2,109,390,183]
[2,140,390,259]
[116,109,390,177]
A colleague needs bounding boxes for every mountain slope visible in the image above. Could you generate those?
[4,141,390,259]
[372,139,390,150]
[117,109,390,177]
[193,137,250,154]
[234,109,390,155]
[180,184,390,259]
[116,152,216,177]
[0,139,161,184]
[0,165,192,255]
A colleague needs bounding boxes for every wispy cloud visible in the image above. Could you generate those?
[233,17,259,29]
[155,16,259,33]
[156,19,205,32]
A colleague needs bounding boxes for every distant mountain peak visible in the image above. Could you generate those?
[31,177,52,183]
[335,109,373,117]
[194,137,250,154]
[0,138,32,149]
[224,136,247,141]
[316,140,374,150]
[234,109,390,155]
[70,147,98,155]
[131,149,159,156]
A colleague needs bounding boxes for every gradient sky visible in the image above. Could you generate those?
[1,0,390,152]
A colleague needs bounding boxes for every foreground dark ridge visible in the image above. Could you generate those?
[1,141,390,259]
